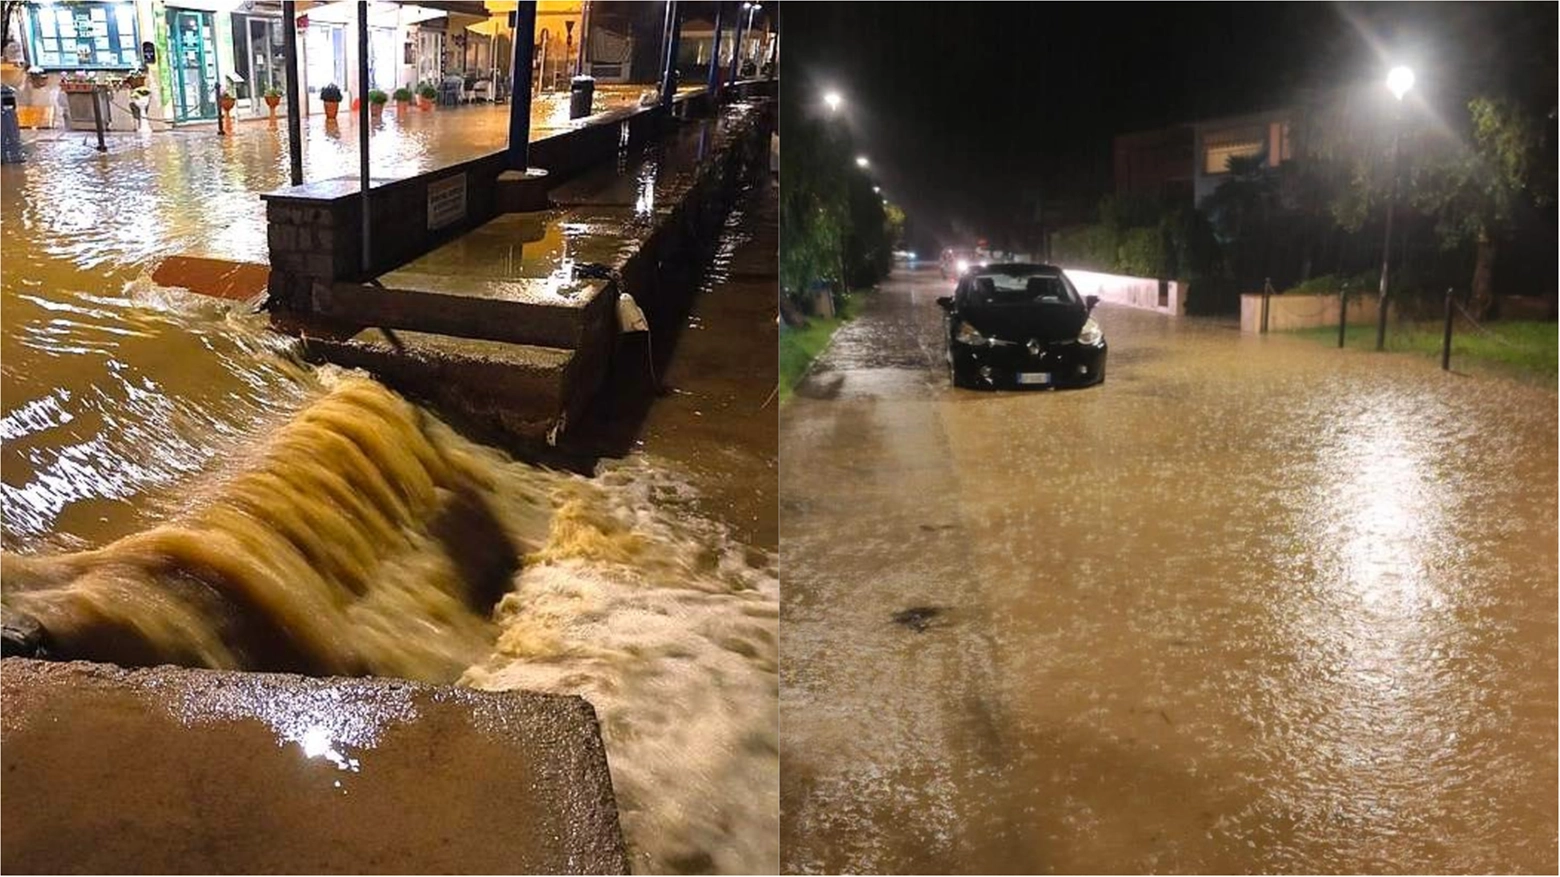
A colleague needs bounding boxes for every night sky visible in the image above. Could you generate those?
[783,2,1557,251]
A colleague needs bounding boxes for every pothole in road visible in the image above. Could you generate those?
[891,605,947,633]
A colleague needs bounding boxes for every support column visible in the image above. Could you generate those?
[659,0,681,112]
[508,1,537,170]
[282,0,303,186]
[727,2,746,84]
[705,2,724,100]
[357,1,370,274]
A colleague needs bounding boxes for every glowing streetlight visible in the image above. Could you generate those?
[872,185,880,193]
[1375,65,1416,350]
[855,155,869,168]
[824,91,842,112]
[1386,65,1415,101]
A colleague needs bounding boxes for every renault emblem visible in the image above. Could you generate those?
[1026,338,1041,357]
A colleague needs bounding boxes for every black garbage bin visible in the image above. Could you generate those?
[0,85,23,165]
[569,75,595,119]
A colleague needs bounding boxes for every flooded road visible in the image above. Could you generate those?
[3,93,776,874]
[779,267,1557,873]
[0,86,677,549]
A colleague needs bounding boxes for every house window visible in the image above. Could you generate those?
[25,1,141,71]
[1203,139,1265,175]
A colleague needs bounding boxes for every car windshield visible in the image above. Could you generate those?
[960,268,1079,306]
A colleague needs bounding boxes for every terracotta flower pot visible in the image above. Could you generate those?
[417,96,434,111]
[396,99,411,114]
[322,100,340,121]
[264,94,281,109]
[219,95,236,112]
[369,102,385,122]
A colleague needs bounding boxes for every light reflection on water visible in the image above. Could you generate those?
[780,269,1557,874]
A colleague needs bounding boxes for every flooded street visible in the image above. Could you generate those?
[3,91,776,875]
[780,267,1557,873]
[0,87,676,548]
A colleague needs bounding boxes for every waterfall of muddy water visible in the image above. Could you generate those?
[4,367,779,872]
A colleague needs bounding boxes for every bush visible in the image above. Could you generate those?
[1184,275,1241,316]
[393,86,413,102]
[1284,271,1377,296]
[367,89,388,104]
[1051,224,1116,272]
[319,83,342,103]
[417,84,437,100]
[264,86,283,99]
[1116,227,1165,278]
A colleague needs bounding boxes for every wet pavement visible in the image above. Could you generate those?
[2,92,777,876]
[779,267,1557,873]
[0,85,683,550]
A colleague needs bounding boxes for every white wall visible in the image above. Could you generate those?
[1063,269,1186,316]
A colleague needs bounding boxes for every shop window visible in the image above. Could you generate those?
[25,1,140,70]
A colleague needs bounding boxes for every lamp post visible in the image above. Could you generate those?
[824,91,841,113]
[855,155,869,168]
[1375,64,1414,351]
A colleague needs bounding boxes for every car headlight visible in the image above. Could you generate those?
[1078,318,1103,346]
[955,321,987,346]
[955,259,970,274]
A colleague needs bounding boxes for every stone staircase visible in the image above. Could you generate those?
[286,101,770,450]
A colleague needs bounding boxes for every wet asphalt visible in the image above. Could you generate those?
[779,266,1557,874]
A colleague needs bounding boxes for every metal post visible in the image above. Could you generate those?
[1441,287,1455,371]
[90,85,107,152]
[575,0,591,77]
[358,1,370,275]
[282,0,303,186]
[727,2,746,84]
[1375,120,1401,351]
[508,2,536,170]
[659,0,681,112]
[706,2,724,99]
[1337,283,1348,348]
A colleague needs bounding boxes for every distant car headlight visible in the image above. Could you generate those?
[955,259,970,274]
[955,321,987,346]
[1078,317,1103,346]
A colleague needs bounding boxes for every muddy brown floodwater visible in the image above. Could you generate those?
[780,267,1557,874]
[2,94,776,875]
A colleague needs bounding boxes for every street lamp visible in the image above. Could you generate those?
[824,91,842,112]
[855,155,869,168]
[1375,64,1414,351]
[872,185,880,193]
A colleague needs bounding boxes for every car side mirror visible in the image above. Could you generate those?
[935,296,954,310]
[1085,295,1099,312]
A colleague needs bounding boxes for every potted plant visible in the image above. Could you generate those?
[416,83,437,111]
[218,90,236,113]
[263,86,282,110]
[367,88,387,122]
[319,83,342,121]
[393,86,412,114]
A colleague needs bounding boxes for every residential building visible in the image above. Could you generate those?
[1114,106,1298,208]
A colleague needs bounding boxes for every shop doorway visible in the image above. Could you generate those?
[167,8,218,122]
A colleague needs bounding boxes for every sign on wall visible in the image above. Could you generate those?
[427,174,468,231]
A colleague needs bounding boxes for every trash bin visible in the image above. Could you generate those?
[0,85,23,164]
[569,75,595,120]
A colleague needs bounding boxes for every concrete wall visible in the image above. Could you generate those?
[1063,268,1187,316]
[1239,292,1380,334]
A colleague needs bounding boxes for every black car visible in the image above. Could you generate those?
[935,264,1107,389]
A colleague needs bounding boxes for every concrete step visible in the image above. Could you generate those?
[301,327,608,445]
[313,271,616,354]
[0,658,628,874]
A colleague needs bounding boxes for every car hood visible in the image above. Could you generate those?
[958,303,1089,343]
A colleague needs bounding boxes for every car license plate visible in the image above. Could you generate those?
[1018,372,1052,385]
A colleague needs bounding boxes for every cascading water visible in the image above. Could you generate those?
[3,360,778,874]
